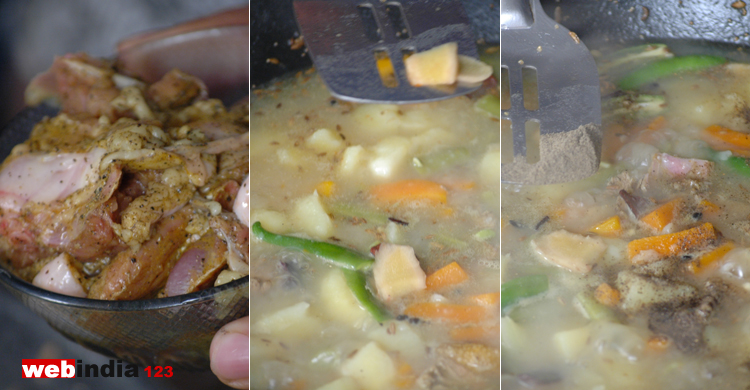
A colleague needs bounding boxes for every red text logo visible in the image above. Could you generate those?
[22,359,75,378]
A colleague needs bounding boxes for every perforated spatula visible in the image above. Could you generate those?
[293,0,481,104]
[501,0,602,185]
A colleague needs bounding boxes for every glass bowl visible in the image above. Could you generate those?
[0,104,249,370]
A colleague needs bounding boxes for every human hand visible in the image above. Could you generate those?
[210,316,249,389]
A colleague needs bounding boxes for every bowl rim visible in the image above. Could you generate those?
[0,265,248,311]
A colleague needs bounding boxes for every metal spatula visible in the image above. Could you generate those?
[501,0,602,185]
[293,0,481,104]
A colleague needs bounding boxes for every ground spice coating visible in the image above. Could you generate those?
[501,122,602,185]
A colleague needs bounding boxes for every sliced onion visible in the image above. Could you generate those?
[165,248,206,297]
[32,253,86,298]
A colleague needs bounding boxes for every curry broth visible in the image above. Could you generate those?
[250,72,500,389]
[502,48,750,389]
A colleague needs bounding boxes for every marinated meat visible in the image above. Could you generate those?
[1,53,249,299]
[88,205,192,300]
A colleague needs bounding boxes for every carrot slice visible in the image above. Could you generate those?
[687,241,735,275]
[470,292,500,306]
[442,179,476,191]
[426,261,469,290]
[646,335,671,353]
[703,125,750,151]
[315,180,336,197]
[404,302,488,323]
[647,115,667,131]
[594,283,621,306]
[640,198,681,231]
[627,222,718,264]
[370,179,447,205]
[699,199,721,214]
[450,325,500,342]
[590,215,622,237]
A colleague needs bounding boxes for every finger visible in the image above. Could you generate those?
[210,316,249,389]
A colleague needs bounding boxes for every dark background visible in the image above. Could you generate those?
[0,1,246,389]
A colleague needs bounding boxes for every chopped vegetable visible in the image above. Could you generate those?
[640,198,681,231]
[404,302,489,323]
[552,325,590,363]
[425,261,469,290]
[617,55,728,91]
[317,377,360,390]
[343,269,391,323]
[501,274,549,314]
[602,93,666,121]
[702,125,750,154]
[293,190,334,239]
[431,232,467,249]
[646,115,668,131]
[372,243,426,300]
[594,283,621,307]
[589,215,622,237]
[722,155,750,176]
[316,180,336,197]
[306,128,345,153]
[412,147,470,175]
[320,269,371,326]
[687,241,735,274]
[404,42,458,86]
[367,321,426,361]
[470,292,500,306]
[473,229,496,241]
[370,179,448,205]
[598,43,674,77]
[449,325,500,342]
[441,178,476,191]
[474,94,500,118]
[699,199,721,214]
[340,341,397,390]
[627,222,718,264]
[252,222,374,271]
[456,55,493,83]
[252,301,323,339]
[646,335,671,353]
[328,202,390,225]
[478,48,500,79]
[530,230,607,273]
[576,291,618,322]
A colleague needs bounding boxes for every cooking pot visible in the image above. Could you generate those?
[537,0,750,68]
[250,0,500,88]
[541,0,750,49]
[252,0,750,90]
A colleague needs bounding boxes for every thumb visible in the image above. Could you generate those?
[210,316,249,389]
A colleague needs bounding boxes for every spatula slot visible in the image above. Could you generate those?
[385,2,411,39]
[501,119,514,163]
[525,120,541,163]
[501,66,510,110]
[522,66,539,111]
[374,49,399,88]
[358,4,383,42]
[401,47,415,60]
